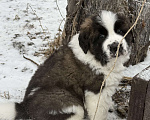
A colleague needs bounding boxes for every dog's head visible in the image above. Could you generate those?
[79,10,133,66]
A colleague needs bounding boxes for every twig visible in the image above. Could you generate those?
[23,55,40,66]
[92,0,147,119]
[27,3,45,32]
[123,76,133,80]
[4,92,10,99]
[56,0,65,21]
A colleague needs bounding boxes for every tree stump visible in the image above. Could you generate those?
[128,0,150,65]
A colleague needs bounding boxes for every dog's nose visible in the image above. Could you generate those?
[109,42,118,55]
[109,42,123,57]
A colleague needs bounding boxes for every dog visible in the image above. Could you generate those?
[0,10,133,120]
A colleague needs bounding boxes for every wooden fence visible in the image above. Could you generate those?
[128,66,150,120]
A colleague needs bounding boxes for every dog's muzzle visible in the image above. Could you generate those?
[108,42,124,57]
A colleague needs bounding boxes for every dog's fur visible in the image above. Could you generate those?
[0,10,133,120]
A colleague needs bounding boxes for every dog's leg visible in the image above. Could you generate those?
[85,90,113,120]
[66,105,84,120]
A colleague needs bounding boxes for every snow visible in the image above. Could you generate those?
[0,0,67,102]
[136,67,150,81]
[0,0,150,119]
[124,49,150,79]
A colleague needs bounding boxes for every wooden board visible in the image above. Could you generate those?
[127,78,148,120]
[143,80,150,120]
[128,66,150,120]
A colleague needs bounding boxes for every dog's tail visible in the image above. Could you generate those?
[0,102,28,120]
[0,102,16,120]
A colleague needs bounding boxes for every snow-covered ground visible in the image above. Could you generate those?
[0,0,149,119]
[0,0,67,102]
[124,50,150,78]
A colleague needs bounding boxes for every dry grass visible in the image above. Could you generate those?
[22,3,64,63]
[0,92,10,100]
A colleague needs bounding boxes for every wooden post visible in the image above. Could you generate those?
[128,66,150,120]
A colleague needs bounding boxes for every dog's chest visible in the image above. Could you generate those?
[100,71,123,99]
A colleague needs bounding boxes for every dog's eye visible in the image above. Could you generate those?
[116,29,124,35]
[99,34,106,39]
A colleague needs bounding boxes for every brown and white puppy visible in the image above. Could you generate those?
[0,10,133,120]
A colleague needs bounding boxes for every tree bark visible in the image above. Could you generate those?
[128,0,150,65]
[62,0,150,65]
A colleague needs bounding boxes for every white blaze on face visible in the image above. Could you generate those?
[101,10,117,34]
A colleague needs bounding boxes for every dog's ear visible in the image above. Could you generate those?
[78,18,93,54]
[79,31,90,54]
